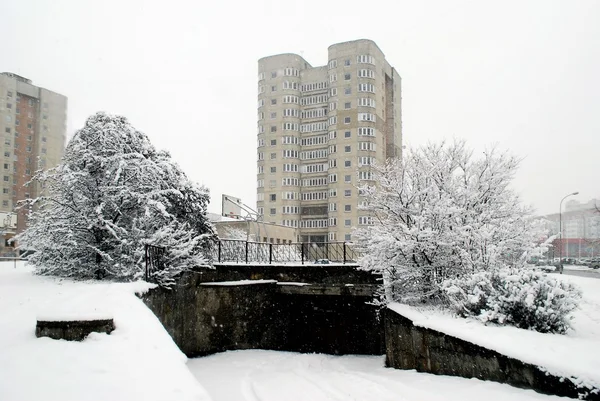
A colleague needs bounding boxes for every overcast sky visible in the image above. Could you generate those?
[1,0,598,216]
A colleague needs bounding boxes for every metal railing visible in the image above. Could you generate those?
[210,240,359,264]
[0,256,28,269]
[145,244,167,281]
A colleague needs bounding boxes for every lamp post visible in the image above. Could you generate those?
[559,191,579,272]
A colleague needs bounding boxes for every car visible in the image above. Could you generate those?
[590,260,600,269]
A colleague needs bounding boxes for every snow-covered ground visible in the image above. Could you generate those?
[0,262,210,401]
[1,261,597,401]
[188,350,564,401]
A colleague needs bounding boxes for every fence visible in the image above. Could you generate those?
[0,256,28,269]
[210,240,359,264]
[145,244,167,281]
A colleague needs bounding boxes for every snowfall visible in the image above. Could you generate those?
[1,262,599,401]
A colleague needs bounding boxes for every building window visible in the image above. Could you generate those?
[6,103,11,109]
[15,119,19,126]
[344,189,351,197]
[270,126,277,133]
[3,176,8,182]
[3,163,7,169]
[330,88,337,97]
[271,71,277,78]
[344,117,351,124]
[344,102,351,109]
[2,201,7,207]
[344,145,351,153]
[270,194,277,202]
[41,148,47,154]
[4,128,10,133]
[344,175,351,183]
[344,219,351,227]
[3,152,9,158]
[344,131,351,138]
[271,85,277,92]
[270,167,276,173]
[345,234,352,241]
[358,83,375,93]
[344,160,351,167]
[270,112,276,119]
[29,99,35,106]
[6,91,12,98]
[271,99,277,105]
[344,59,351,66]
[344,87,351,95]
[270,208,276,215]
[344,73,351,80]
[26,146,32,152]
[270,153,276,159]
[357,55,375,64]
[270,139,276,146]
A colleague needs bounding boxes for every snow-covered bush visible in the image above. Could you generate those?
[443,268,581,333]
[17,112,215,287]
[354,140,548,304]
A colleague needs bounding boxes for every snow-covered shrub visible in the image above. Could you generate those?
[443,268,581,333]
[17,112,215,287]
[354,140,548,304]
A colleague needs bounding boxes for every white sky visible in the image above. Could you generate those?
[1,0,598,215]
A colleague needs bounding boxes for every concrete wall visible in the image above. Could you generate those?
[384,308,600,400]
[142,268,383,357]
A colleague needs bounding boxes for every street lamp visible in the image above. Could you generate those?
[559,191,579,271]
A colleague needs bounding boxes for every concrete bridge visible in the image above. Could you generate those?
[142,261,383,357]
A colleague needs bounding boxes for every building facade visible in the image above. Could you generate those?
[0,72,67,254]
[543,199,600,260]
[256,39,402,243]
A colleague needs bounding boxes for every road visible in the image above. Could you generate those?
[188,350,562,401]
[563,269,600,279]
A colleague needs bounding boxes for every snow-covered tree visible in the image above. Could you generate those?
[17,112,214,287]
[354,140,547,304]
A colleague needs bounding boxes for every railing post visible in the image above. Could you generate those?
[301,243,305,265]
[269,243,273,264]
[343,242,347,264]
[145,244,149,281]
[245,241,249,264]
[218,240,222,263]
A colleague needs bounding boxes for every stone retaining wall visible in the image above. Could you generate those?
[384,308,599,400]
[142,270,383,357]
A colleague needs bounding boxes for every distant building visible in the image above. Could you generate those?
[208,213,298,244]
[544,198,600,259]
[0,72,67,254]
[256,39,402,243]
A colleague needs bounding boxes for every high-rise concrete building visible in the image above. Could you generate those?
[0,72,67,254]
[257,39,402,243]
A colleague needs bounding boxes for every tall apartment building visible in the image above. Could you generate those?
[257,39,402,243]
[0,72,67,253]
